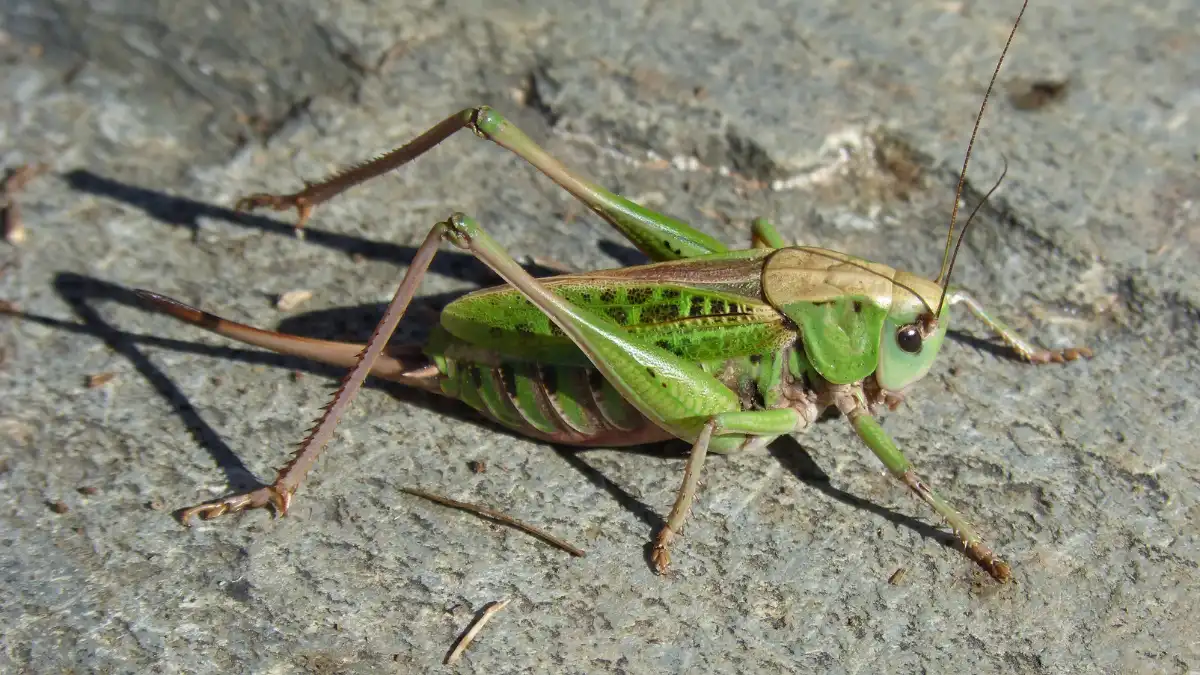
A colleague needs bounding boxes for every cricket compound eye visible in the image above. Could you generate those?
[896,324,923,354]
[877,313,947,392]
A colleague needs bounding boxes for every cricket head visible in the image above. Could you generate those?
[764,248,948,390]
[874,270,949,393]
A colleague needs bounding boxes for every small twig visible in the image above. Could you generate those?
[274,289,313,311]
[2,163,49,245]
[444,598,512,666]
[85,372,117,388]
[374,42,410,74]
[3,163,47,193]
[2,200,24,245]
[401,487,585,557]
[2,163,47,246]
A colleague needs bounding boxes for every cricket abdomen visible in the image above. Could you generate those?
[425,324,814,448]
[435,353,674,446]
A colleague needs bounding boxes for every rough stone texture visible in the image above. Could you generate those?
[2,0,1197,672]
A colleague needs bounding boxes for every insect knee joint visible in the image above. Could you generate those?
[439,212,480,248]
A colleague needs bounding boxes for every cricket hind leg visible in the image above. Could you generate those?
[236,106,727,263]
[173,223,449,523]
[172,211,706,524]
[134,290,443,394]
[947,288,1092,364]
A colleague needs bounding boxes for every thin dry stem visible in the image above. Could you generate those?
[2,163,48,245]
[444,598,513,665]
[401,487,585,557]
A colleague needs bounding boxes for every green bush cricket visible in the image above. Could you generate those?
[138,0,1090,582]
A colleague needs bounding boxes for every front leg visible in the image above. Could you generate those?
[948,288,1092,364]
[838,388,1010,581]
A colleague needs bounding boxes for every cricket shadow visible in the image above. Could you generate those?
[948,328,1033,361]
[62,169,569,284]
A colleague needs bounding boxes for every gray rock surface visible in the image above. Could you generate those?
[2,0,1198,672]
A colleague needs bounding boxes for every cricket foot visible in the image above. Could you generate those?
[651,525,676,574]
[1024,345,1092,364]
[235,190,315,230]
[177,484,292,525]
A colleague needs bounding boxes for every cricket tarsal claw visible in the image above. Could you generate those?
[1026,345,1093,365]
[233,192,288,212]
[650,547,671,575]
[234,192,314,229]
[965,541,1012,582]
[177,484,291,526]
[650,526,676,575]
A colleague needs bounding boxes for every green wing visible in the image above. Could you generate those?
[439,278,789,366]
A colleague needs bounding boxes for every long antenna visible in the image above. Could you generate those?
[934,0,1029,308]
[934,161,1008,316]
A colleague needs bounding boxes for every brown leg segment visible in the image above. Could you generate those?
[234,106,726,262]
[650,419,716,574]
[235,110,478,229]
[134,290,442,393]
[175,222,448,523]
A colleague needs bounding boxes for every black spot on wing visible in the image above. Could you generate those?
[626,286,652,304]
[641,303,682,324]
